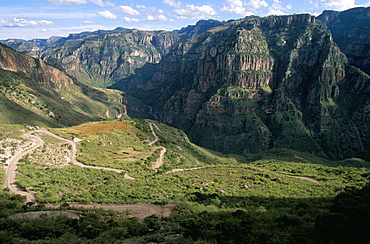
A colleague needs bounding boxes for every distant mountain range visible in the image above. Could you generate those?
[1,7,370,161]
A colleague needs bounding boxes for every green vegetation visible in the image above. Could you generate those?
[0,119,368,243]
[1,12,370,243]
[0,67,128,127]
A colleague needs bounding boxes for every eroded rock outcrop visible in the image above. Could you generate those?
[318,7,370,75]
[119,14,370,160]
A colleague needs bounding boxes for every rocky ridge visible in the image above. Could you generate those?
[2,12,370,160]
[317,7,370,75]
[2,20,221,89]
[118,14,370,160]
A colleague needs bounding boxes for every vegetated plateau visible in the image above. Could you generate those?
[0,7,370,244]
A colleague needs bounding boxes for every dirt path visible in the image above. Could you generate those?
[4,128,135,204]
[9,210,81,220]
[9,203,176,220]
[289,176,320,183]
[35,128,134,179]
[148,122,159,146]
[148,122,167,169]
[4,128,176,218]
[151,146,167,169]
[5,132,43,203]
[165,166,217,174]
[48,203,175,219]
[245,165,320,183]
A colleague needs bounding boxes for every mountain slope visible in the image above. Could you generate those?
[1,117,369,243]
[116,14,370,161]
[317,7,370,75]
[2,20,224,89]
[0,43,127,126]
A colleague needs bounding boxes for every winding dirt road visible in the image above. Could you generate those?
[35,128,134,179]
[148,122,159,146]
[4,128,135,203]
[245,165,320,183]
[148,122,167,169]
[5,131,43,203]
[3,127,176,218]
[151,146,167,169]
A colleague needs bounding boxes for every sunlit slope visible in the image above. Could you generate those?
[11,119,369,204]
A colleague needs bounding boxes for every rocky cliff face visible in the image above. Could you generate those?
[0,43,73,91]
[39,29,182,88]
[317,7,370,75]
[2,21,225,89]
[175,19,223,38]
[119,14,370,160]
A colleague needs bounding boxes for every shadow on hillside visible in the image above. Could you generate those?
[0,93,54,127]
[244,148,370,169]
[178,187,369,244]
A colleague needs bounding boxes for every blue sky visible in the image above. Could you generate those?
[1,0,369,40]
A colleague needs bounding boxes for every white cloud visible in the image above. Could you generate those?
[221,0,268,16]
[221,0,248,15]
[81,20,96,24]
[147,15,156,21]
[137,5,164,15]
[0,17,54,27]
[267,0,287,16]
[89,0,114,7]
[178,5,216,19]
[97,10,117,19]
[117,6,140,16]
[0,10,97,20]
[157,15,168,21]
[47,0,87,5]
[174,4,217,19]
[163,0,217,19]
[163,0,181,8]
[147,14,168,21]
[246,0,269,11]
[123,17,140,22]
[320,0,357,11]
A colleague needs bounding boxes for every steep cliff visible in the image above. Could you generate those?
[0,43,128,126]
[317,7,370,75]
[118,14,370,160]
[174,19,223,38]
[38,29,182,88]
[2,21,225,89]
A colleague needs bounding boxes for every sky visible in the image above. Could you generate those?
[1,0,370,40]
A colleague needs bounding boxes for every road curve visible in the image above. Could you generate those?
[5,132,43,203]
[148,122,167,169]
[151,146,167,169]
[148,122,159,146]
[4,128,136,203]
[35,128,134,178]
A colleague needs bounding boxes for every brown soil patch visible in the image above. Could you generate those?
[289,176,320,183]
[9,210,80,220]
[124,158,137,162]
[71,121,128,133]
[151,146,167,169]
[45,203,176,219]
[119,147,140,156]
